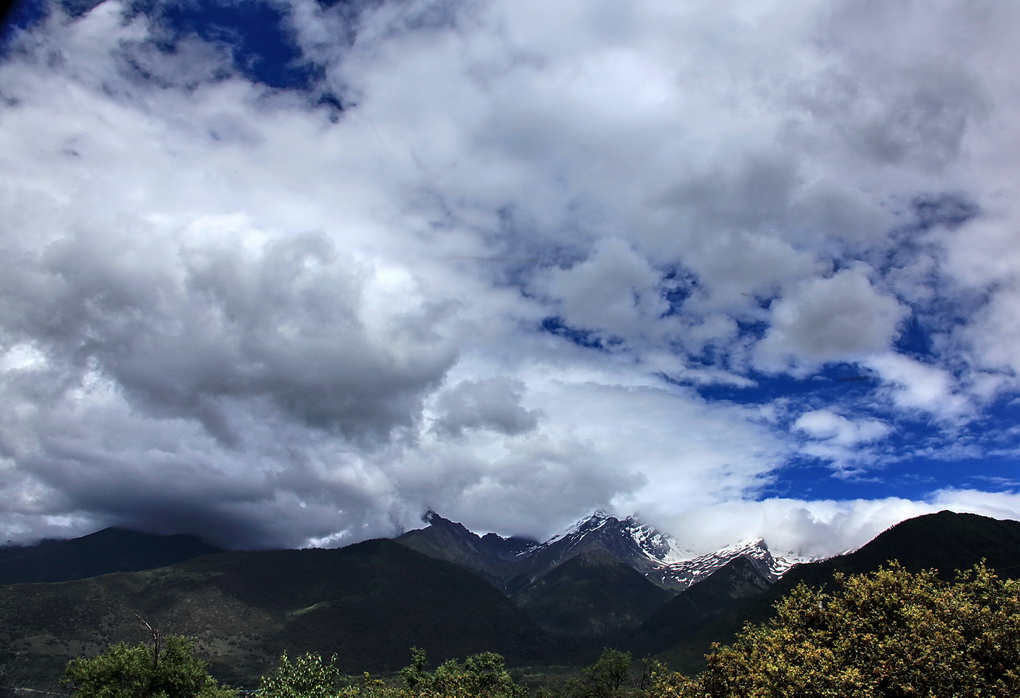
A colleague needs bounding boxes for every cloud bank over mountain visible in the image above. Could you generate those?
[1,0,1020,555]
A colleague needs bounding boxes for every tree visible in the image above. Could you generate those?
[63,635,234,698]
[258,648,522,698]
[564,649,635,698]
[691,561,1020,696]
[259,651,395,697]
[257,651,347,698]
[399,647,524,698]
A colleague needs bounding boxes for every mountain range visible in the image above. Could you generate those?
[2,509,1020,692]
[397,510,804,594]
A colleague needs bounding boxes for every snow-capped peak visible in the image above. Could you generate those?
[646,537,817,590]
[546,510,614,545]
[621,515,694,565]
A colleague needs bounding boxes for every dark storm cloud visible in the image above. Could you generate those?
[2,225,456,443]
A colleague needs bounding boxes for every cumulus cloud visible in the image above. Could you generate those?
[792,409,890,474]
[1,0,1020,550]
[538,238,669,344]
[3,223,456,443]
[867,353,970,420]
[794,410,890,447]
[755,267,908,373]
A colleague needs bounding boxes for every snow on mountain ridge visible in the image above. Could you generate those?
[542,511,812,591]
[620,515,694,565]
[545,509,613,545]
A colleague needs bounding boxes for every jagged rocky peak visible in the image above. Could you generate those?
[422,509,451,525]
[549,510,692,565]
[410,511,539,561]
[553,509,614,538]
[418,510,474,537]
[621,515,695,564]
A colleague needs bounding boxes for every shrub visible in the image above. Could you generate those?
[692,562,1020,696]
[63,635,234,698]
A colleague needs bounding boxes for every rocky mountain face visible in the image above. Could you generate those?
[510,547,673,644]
[394,511,540,589]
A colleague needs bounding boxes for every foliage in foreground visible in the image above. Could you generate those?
[257,647,524,698]
[687,561,1020,696]
[63,635,235,698]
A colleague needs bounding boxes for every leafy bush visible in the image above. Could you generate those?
[562,649,634,698]
[258,647,523,698]
[257,651,346,698]
[686,561,1020,696]
[400,647,524,698]
[63,635,234,698]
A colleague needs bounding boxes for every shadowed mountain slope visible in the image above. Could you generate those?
[510,546,672,644]
[795,509,1020,583]
[0,528,225,584]
[395,511,538,588]
[631,554,773,653]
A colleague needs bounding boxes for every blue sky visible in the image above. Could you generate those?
[1,0,1020,556]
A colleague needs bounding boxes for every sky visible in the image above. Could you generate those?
[1,0,1020,557]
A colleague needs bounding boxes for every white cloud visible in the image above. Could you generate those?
[431,377,541,437]
[794,410,889,447]
[867,353,971,420]
[536,238,670,343]
[755,267,908,372]
[0,0,1019,550]
[791,409,890,474]
[664,492,1020,558]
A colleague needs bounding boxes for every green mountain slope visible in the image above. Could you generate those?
[0,539,551,692]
